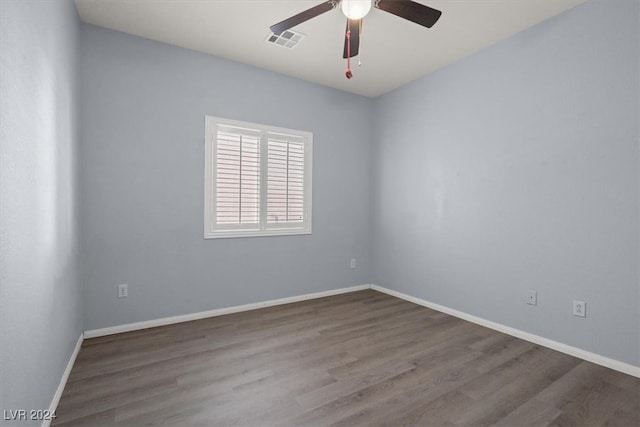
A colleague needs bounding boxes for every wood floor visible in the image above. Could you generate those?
[53,290,639,426]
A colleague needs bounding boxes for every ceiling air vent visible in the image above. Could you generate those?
[265,30,305,49]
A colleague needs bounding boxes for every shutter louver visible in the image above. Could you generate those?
[267,137,305,224]
[215,130,260,225]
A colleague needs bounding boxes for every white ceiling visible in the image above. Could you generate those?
[75,0,587,98]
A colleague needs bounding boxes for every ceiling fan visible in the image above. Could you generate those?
[270,0,442,79]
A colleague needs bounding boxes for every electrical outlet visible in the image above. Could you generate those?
[573,300,586,317]
[117,284,128,298]
[527,290,537,306]
[350,258,356,269]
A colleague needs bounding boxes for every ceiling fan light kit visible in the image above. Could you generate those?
[270,0,442,80]
[341,0,372,20]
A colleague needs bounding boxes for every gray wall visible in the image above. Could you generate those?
[79,25,373,330]
[0,0,82,423]
[372,0,639,366]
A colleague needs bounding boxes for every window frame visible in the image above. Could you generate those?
[204,115,313,239]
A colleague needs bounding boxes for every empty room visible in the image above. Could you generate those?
[1,0,638,426]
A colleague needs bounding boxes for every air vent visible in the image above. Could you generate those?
[265,30,305,49]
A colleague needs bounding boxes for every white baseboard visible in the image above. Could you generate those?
[43,333,83,427]
[371,285,640,378]
[84,284,371,339]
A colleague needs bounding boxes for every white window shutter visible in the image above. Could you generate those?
[215,129,260,226]
[267,137,305,225]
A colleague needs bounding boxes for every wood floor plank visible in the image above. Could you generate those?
[289,341,484,426]
[494,398,562,427]
[52,289,639,426]
[322,354,486,426]
[549,379,636,426]
[52,409,116,427]
[296,359,415,410]
[452,351,580,426]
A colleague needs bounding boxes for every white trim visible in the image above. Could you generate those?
[202,228,312,240]
[43,333,83,427]
[84,285,369,339]
[370,285,640,378]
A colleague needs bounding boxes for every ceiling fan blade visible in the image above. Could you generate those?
[270,1,336,35]
[343,19,361,58]
[375,0,442,28]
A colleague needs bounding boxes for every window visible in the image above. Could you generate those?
[204,116,312,238]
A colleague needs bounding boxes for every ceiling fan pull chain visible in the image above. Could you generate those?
[345,26,353,79]
[358,19,363,67]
